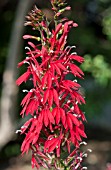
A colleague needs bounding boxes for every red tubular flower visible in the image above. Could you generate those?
[16,0,87,169]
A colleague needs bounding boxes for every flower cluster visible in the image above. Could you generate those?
[16,0,87,169]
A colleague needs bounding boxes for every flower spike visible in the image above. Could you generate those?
[16,0,87,169]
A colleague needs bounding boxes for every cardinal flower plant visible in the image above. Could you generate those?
[16,0,88,169]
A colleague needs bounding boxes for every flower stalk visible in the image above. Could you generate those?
[16,0,87,169]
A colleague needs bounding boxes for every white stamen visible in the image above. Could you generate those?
[77,157,82,161]
[87,149,92,153]
[25,46,30,51]
[71,106,74,110]
[76,101,78,104]
[83,153,88,157]
[15,130,22,134]
[82,167,87,170]
[80,141,87,146]
[22,89,28,93]
[71,45,76,48]
[26,57,29,59]
[59,97,62,100]
[67,100,71,103]
[41,98,43,102]
[21,126,27,129]
[73,79,77,82]
[73,114,77,117]
[23,61,30,64]
[75,163,80,169]
[34,115,37,118]
[50,50,54,53]
[49,32,51,35]
[71,52,77,55]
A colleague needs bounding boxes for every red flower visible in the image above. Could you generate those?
[16,1,87,169]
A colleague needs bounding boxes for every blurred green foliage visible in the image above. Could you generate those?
[81,54,111,86]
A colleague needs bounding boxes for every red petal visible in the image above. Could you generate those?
[66,140,70,153]
[43,89,49,104]
[77,123,87,138]
[28,41,37,49]
[21,118,33,134]
[70,130,79,147]
[48,139,59,152]
[68,113,80,126]
[53,89,59,106]
[45,138,57,149]
[26,100,38,116]
[48,90,53,107]
[50,64,55,76]
[57,63,66,71]
[52,107,57,117]
[21,91,33,106]
[60,108,66,128]
[16,71,31,85]
[31,155,40,169]
[70,55,84,63]
[70,63,84,78]
[56,108,60,125]
[54,64,61,75]
[42,72,48,87]
[43,110,49,127]
[55,23,62,35]
[47,110,55,124]
[67,114,73,130]
[72,91,85,104]
[47,73,52,88]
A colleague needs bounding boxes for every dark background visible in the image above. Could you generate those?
[0,0,111,170]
